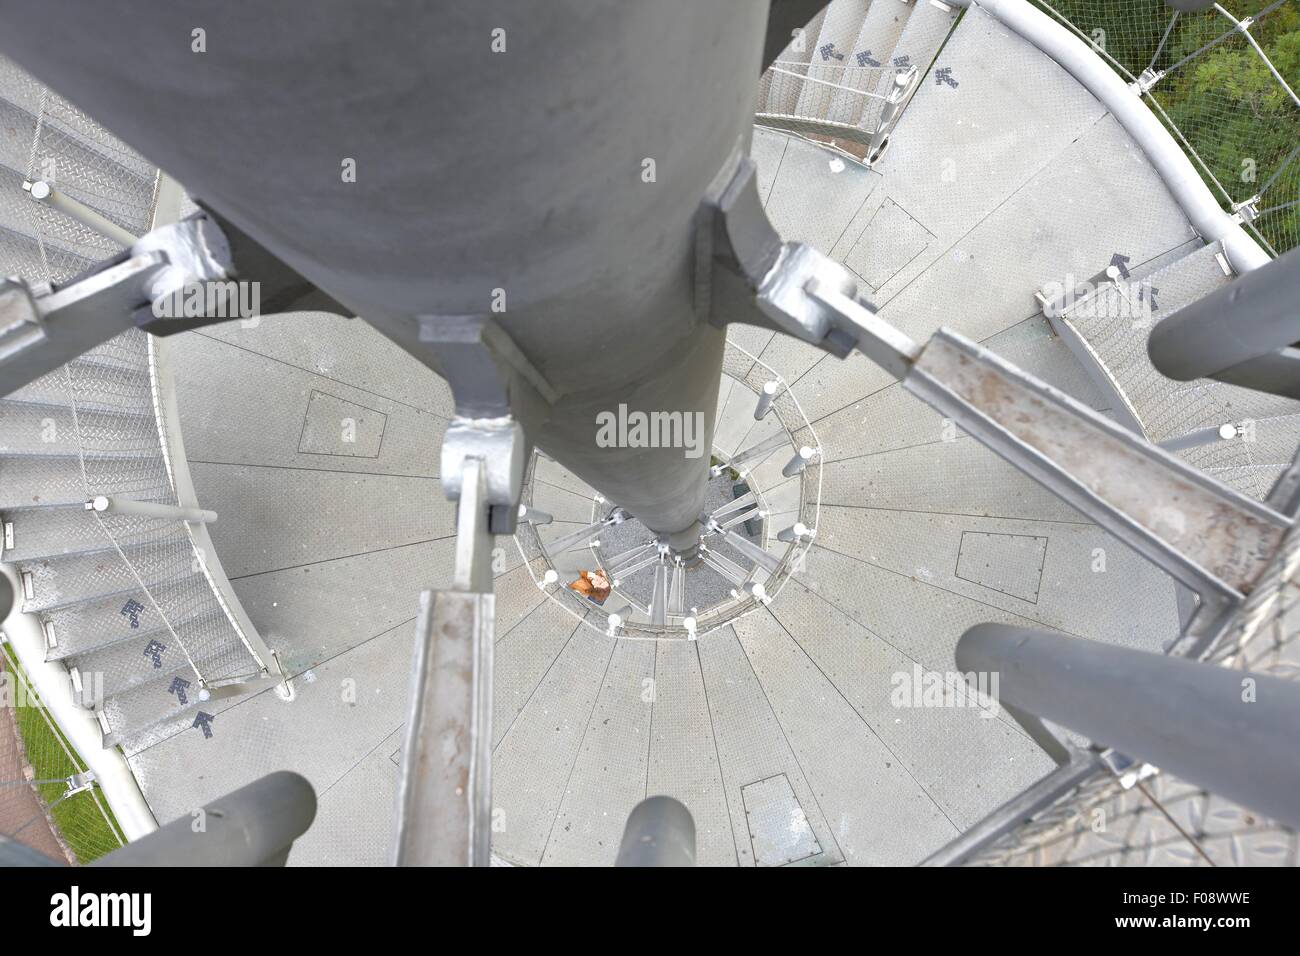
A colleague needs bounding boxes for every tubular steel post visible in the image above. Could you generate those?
[1148,244,1300,390]
[86,495,217,524]
[23,179,140,247]
[615,796,696,867]
[92,771,316,866]
[956,624,1300,830]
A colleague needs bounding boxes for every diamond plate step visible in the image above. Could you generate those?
[16,527,196,612]
[0,401,157,457]
[4,358,153,415]
[38,578,222,659]
[67,606,234,700]
[100,650,271,751]
[861,0,959,131]
[0,455,170,510]
[0,504,179,563]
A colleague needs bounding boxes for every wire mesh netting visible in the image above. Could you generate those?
[1033,0,1300,253]
[0,643,125,863]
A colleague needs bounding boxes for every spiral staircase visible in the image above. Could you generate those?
[2,0,1299,867]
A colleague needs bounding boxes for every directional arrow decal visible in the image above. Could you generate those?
[120,598,145,629]
[1110,253,1131,280]
[142,639,166,668]
[192,711,215,739]
[168,676,191,705]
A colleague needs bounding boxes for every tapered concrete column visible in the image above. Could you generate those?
[0,1,767,542]
[956,624,1300,829]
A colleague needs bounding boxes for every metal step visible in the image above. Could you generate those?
[795,0,875,119]
[861,0,958,131]
[827,0,915,125]
[0,95,156,236]
[101,654,271,751]
[0,218,97,286]
[16,526,197,612]
[0,401,158,457]
[0,455,170,510]
[1,503,179,563]
[66,607,234,700]
[3,357,153,414]
[37,578,223,659]
[42,599,216,663]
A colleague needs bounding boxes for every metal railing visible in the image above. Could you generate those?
[1030,0,1300,255]
[757,57,906,148]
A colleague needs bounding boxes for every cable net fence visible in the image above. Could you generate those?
[0,642,125,863]
[1032,0,1300,254]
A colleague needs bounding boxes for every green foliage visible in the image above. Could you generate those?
[3,653,124,863]
[1039,0,1300,251]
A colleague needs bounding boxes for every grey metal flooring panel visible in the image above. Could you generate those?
[172,332,447,478]
[127,614,414,839]
[191,462,450,580]
[493,603,590,748]
[491,629,617,865]
[764,579,1053,830]
[228,537,454,675]
[817,436,1084,522]
[189,315,454,418]
[810,508,1177,651]
[695,625,840,865]
[646,640,738,866]
[732,608,959,863]
[540,639,656,866]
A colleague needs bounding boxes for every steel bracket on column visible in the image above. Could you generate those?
[419,314,552,535]
[1,214,236,395]
[701,155,894,363]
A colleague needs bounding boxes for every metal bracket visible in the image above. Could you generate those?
[1129,67,1165,94]
[0,214,234,396]
[418,315,540,535]
[1231,194,1261,223]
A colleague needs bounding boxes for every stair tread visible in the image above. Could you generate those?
[16,526,197,611]
[38,578,229,658]
[0,456,171,510]
[1,503,181,563]
[67,607,243,701]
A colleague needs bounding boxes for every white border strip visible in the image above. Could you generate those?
[954,0,1270,274]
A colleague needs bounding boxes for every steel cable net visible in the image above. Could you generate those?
[0,645,125,864]
[1033,0,1300,253]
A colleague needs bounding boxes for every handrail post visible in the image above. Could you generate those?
[955,623,1300,830]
